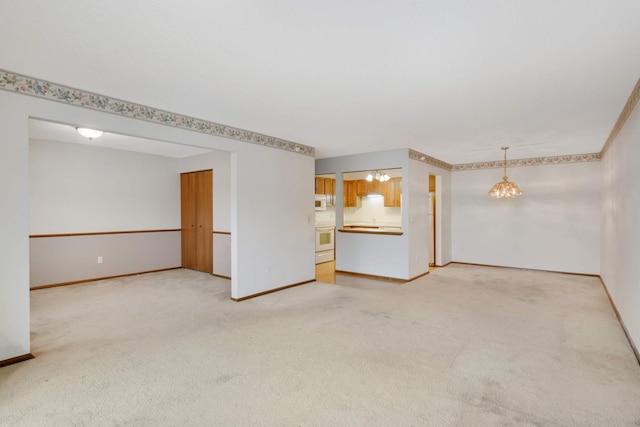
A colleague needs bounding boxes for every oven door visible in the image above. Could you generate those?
[315,227,334,252]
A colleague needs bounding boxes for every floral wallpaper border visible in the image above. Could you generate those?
[0,69,314,157]
[600,77,640,157]
[409,149,453,171]
[409,148,600,171]
[451,152,601,171]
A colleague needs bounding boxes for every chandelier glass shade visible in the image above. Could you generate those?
[366,170,390,182]
[488,147,522,199]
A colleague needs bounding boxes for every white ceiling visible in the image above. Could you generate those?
[3,1,640,163]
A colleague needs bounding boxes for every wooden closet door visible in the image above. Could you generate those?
[181,172,198,270]
[195,170,213,273]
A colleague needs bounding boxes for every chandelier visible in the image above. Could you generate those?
[366,170,390,182]
[488,147,522,199]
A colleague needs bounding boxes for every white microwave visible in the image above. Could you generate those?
[315,195,327,211]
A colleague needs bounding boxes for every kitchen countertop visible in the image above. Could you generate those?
[339,225,403,235]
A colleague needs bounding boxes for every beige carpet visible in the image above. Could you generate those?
[1,264,639,426]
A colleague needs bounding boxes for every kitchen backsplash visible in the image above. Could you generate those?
[344,196,401,226]
[315,206,336,226]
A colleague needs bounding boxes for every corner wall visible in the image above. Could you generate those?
[451,161,601,275]
[601,95,640,352]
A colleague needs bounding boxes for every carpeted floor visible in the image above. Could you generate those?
[1,264,639,426]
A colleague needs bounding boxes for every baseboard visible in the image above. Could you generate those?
[30,267,182,290]
[408,271,430,281]
[0,353,35,368]
[231,279,314,302]
[598,277,640,366]
[451,261,599,277]
[334,270,408,283]
[212,273,231,280]
[436,261,452,268]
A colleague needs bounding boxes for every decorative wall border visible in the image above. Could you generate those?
[600,77,640,157]
[0,69,314,157]
[409,148,600,172]
[409,149,453,171]
[451,152,601,171]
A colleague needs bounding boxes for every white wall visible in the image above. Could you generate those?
[0,89,315,362]
[29,139,179,233]
[0,93,30,361]
[232,145,315,296]
[601,100,640,352]
[451,161,601,274]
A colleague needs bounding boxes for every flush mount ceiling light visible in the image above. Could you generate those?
[489,146,523,199]
[76,127,104,141]
[365,170,390,182]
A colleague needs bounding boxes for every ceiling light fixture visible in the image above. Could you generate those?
[488,146,522,199]
[365,170,390,182]
[76,127,104,141]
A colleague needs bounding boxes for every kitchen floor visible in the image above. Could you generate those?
[315,261,402,290]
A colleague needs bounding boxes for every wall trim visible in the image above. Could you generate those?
[30,229,180,238]
[213,231,231,235]
[30,267,181,290]
[409,149,453,171]
[231,279,314,302]
[334,270,406,283]
[598,277,640,366]
[409,148,601,172]
[601,77,640,157]
[0,69,314,157]
[408,271,430,281]
[0,353,35,368]
[451,261,599,277]
[212,273,231,280]
[451,153,601,171]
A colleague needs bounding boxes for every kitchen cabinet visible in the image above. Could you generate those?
[384,177,402,207]
[315,176,325,195]
[344,180,357,207]
[355,179,383,196]
[324,177,335,206]
[181,169,213,273]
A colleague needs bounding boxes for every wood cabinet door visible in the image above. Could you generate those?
[315,177,325,194]
[324,178,335,205]
[181,170,213,274]
[384,178,402,207]
[344,180,357,207]
[181,172,197,270]
[356,180,369,196]
[195,170,213,273]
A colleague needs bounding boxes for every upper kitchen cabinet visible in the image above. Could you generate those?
[344,180,357,207]
[324,177,336,206]
[384,177,402,207]
[315,176,325,195]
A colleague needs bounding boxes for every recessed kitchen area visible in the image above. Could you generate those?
[340,168,402,235]
[315,168,404,284]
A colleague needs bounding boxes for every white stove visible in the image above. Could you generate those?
[315,226,335,264]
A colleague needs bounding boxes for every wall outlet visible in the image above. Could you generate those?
[97,256,103,264]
